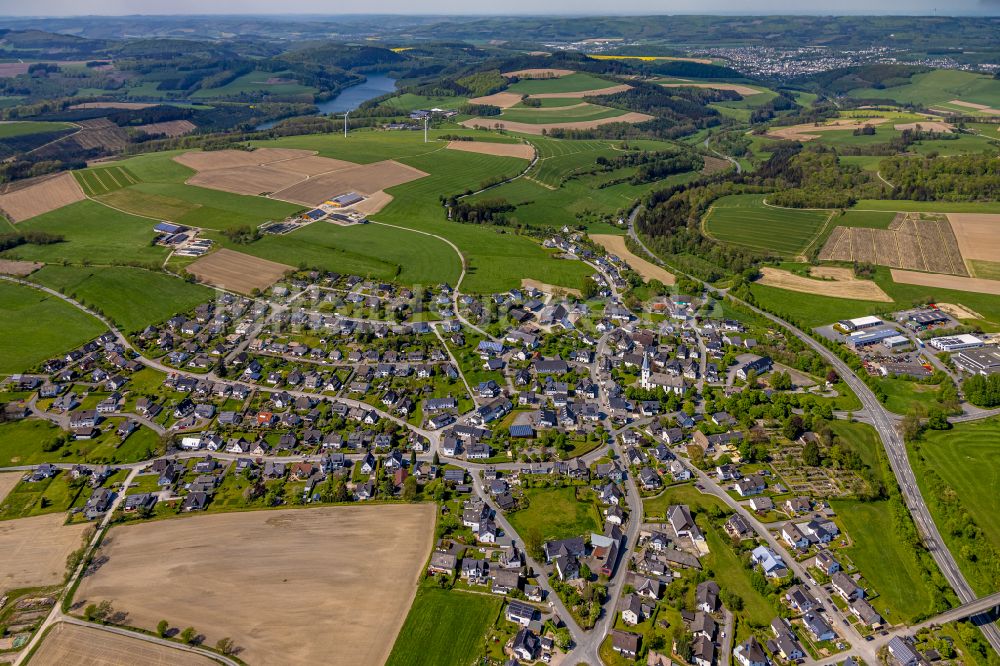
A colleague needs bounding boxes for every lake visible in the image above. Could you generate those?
[255,73,397,130]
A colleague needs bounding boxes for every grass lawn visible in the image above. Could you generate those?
[0,281,106,374]
[832,498,939,623]
[748,282,886,328]
[644,485,775,628]
[506,72,616,95]
[829,421,941,623]
[29,265,213,334]
[385,586,501,666]
[0,473,87,521]
[874,377,942,415]
[704,194,832,257]
[0,121,74,138]
[0,419,65,467]
[916,418,1000,551]
[507,486,601,542]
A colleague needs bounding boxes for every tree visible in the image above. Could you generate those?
[216,637,235,655]
[402,476,418,501]
[782,415,804,441]
[802,440,821,467]
[770,371,793,391]
[157,619,169,638]
[524,526,544,561]
[180,627,197,644]
[432,451,440,466]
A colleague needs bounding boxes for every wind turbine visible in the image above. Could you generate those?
[343,111,349,138]
[424,115,429,143]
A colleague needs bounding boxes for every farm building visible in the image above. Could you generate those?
[837,315,883,332]
[929,334,984,352]
[154,222,187,235]
[847,328,899,350]
[303,209,326,221]
[328,192,364,208]
[953,346,1000,375]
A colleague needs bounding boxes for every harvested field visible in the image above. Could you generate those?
[173,148,315,172]
[469,92,523,109]
[522,278,582,297]
[70,102,156,110]
[187,165,304,196]
[936,302,984,320]
[74,505,435,666]
[0,172,85,222]
[0,63,30,77]
[590,234,675,285]
[661,82,763,96]
[68,118,128,153]
[818,214,969,276]
[758,267,892,301]
[446,140,534,160]
[946,214,1000,263]
[890,270,1000,296]
[134,120,196,137]
[0,259,43,276]
[894,121,953,133]
[0,472,20,503]
[351,190,394,215]
[700,156,731,175]
[460,112,652,136]
[503,68,575,78]
[265,155,357,176]
[530,84,633,99]
[948,100,1000,116]
[270,160,428,205]
[0,513,90,591]
[187,249,291,294]
[766,117,889,141]
[31,622,216,666]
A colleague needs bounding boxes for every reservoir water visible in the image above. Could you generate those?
[255,73,397,130]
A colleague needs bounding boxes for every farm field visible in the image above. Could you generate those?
[30,622,217,666]
[0,172,85,223]
[757,266,892,301]
[703,194,832,257]
[498,103,630,125]
[889,270,1000,297]
[0,472,19,504]
[0,280,106,373]
[818,214,968,275]
[848,70,1000,109]
[386,587,502,666]
[0,120,74,138]
[75,504,436,666]
[29,265,214,333]
[0,513,90,591]
[591,234,676,284]
[460,112,652,135]
[387,93,469,111]
[185,248,291,295]
[190,69,315,99]
[506,486,601,542]
[505,72,617,95]
[853,200,1000,214]
[945,213,1000,265]
[74,165,138,196]
[445,140,534,160]
[2,199,169,265]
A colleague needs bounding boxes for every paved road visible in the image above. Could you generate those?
[624,221,1000,655]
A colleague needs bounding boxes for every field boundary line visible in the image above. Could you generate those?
[761,198,833,212]
[801,210,838,259]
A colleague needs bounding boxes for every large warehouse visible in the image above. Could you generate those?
[954,346,1000,375]
[929,334,984,353]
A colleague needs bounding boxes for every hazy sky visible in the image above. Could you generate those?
[2,0,999,15]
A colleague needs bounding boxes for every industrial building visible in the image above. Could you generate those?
[882,335,911,351]
[847,327,899,349]
[837,315,883,333]
[904,309,950,329]
[953,345,1000,375]
[328,192,365,208]
[929,334,984,353]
